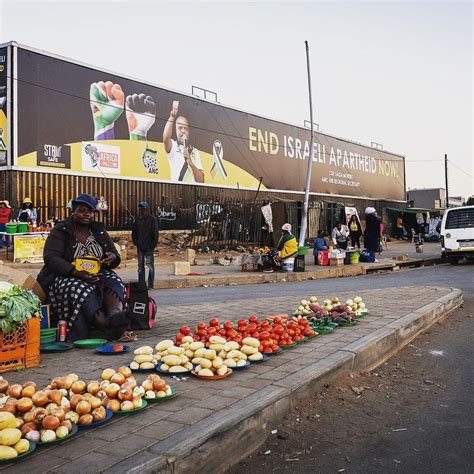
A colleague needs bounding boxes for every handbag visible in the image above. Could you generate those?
[125,281,156,330]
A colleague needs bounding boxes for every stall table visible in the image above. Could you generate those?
[0,231,50,261]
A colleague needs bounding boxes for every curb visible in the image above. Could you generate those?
[107,287,463,474]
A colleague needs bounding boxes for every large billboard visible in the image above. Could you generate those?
[15,46,405,201]
[0,46,8,166]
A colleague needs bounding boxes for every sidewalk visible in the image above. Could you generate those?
[0,285,462,473]
[6,241,443,288]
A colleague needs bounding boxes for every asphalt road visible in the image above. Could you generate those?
[152,262,474,305]
[152,263,473,473]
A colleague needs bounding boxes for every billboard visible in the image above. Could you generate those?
[0,46,8,166]
[14,46,405,201]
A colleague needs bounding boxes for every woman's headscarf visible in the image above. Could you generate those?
[365,207,376,215]
[282,223,292,232]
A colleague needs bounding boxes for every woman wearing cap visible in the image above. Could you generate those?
[363,207,381,255]
[0,200,12,249]
[18,197,38,227]
[37,193,129,341]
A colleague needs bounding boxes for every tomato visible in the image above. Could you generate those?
[227,329,238,338]
[261,320,270,328]
[249,315,258,323]
[238,319,247,326]
[247,323,257,332]
[205,341,211,347]
[197,329,207,337]
[272,344,279,352]
[224,321,233,330]
[274,317,282,325]
[263,347,273,354]
[209,318,220,327]
[261,340,272,347]
[207,327,217,335]
[219,329,227,336]
[197,322,206,330]
[113,345,124,352]
[259,345,264,352]
[176,332,184,340]
[272,334,280,341]
[180,326,191,335]
[193,334,200,341]
[273,325,284,335]
[287,321,297,329]
[260,331,270,341]
[287,329,295,336]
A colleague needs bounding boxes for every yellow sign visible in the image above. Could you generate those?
[14,235,47,263]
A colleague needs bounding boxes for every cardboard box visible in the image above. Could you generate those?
[0,264,46,303]
[330,258,344,267]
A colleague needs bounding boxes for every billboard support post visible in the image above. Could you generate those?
[298,40,315,247]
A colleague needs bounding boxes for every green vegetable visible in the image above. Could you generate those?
[0,285,41,334]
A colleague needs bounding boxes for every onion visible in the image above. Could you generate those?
[50,408,66,421]
[101,368,116,380]
[89,397,102,410]
[21,421,38,436]
[106,399,120,412]
[78,414,93,425]
[76,400,91,415]
[71,381,86,394]
[49,390,63,405]
[32,390,49,407]
[21,385,36,398]
[17,397,34,412]
[40,429,56,442]
[25,430,40,442]
[42,415,60,431]
[87,381,100,395]
[120,401,134,411]
[60,420,72,432]
[117,366,132,378]
[110,373,126,386]
[105,383,120,399]
[92,406,106,421]
[65,411,79,424]
[69,394,84,411]
[7,384,22,399]
[0,379,9,394]
[118,388,132,402]
[55,426,69,439]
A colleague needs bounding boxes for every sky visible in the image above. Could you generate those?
[0,0,472,199]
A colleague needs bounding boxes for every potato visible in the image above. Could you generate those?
[167,346,185,356]
[216,366,228,376]
[133,346,153,355]
[194,348,206,358]
[155,340,174,352]
[199,358,212,369]
[153,354,162,362]
[242,337,260,348]
[248,352,263,361]
[203,349,216,360]
[0,445,18,460]
[236,359,247,367]
[130,361,139,370]
[224,341,239,352]
[197,369,214,377]
[209,335,226,345]
[169,366,188,373]
[218,350,227,359]
[189,342,205,351]
[226,350,243,360]
[134,354,154,364]
[182,336,194,343]
[0,413,17,430]
[209,343,225,352]
[212,357,223,369]
[184,350,194,359]
[0,428,22,446]
[139,362,155,370]
[195,365,202,372]
[159,350,169,357]
[184,362,193,370]
[241,345,258,355]
[162,355,183,367]
[180,354,189,364]
[192,357,203,365]
[223,358,236,367]
[13,439,30,454]
[160,364,170,372]
[180,343,190,350]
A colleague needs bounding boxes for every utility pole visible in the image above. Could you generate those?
[298,40,315,247]
[445,154,449,209]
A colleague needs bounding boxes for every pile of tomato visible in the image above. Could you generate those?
[174,315,316,353]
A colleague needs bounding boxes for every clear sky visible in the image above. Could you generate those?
[1,0,472,199]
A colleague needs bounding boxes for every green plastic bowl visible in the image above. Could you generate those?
[73,338,107,349]
[40,334,57,343]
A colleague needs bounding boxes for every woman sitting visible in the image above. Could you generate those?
[277,223,298,260]
[313,230,328,264]
[37,194,130,342]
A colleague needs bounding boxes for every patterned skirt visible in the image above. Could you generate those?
[49,269,125,338]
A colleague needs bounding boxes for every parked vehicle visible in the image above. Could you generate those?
[440,206,474,264]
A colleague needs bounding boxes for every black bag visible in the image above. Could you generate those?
[125,282,157,330]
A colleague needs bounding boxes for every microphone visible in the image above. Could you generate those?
[182,136,187,151]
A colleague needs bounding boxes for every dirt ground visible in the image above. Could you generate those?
[229,306,472,474]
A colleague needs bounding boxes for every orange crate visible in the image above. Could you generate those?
[0,318,40,373]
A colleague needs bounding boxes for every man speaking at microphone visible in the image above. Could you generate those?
[163,100,205,183]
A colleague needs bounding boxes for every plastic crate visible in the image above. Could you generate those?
[297,246,309,256]
[0,318,40,374]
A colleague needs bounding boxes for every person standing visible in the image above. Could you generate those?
[132,201,159,289]
[331,222,350,250]
[396,213,404,239]
[348,215,362,248]
[363,207,381,255]
[18,197,37,227]
[0,200,12,249]
[163,100,204,183]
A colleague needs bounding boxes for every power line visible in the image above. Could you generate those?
[447,159,474,179]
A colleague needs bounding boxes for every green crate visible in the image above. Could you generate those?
[297,246,309,256]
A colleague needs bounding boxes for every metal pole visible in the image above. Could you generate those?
[298,40,315,247]
[444,154,449,209]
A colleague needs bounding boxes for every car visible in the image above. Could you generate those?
[440,205,474,264]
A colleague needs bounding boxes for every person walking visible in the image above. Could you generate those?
[348,215,362,248]
[363,207,381,258]
[0,200,12,249]
[132,201,159,289]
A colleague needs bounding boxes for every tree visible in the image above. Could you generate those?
[466,196,474,206]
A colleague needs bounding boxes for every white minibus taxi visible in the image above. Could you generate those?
[440,205,474,264]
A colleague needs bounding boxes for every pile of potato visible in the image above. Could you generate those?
[217,337,264,365]
[129,346,157,370]
[0,412,30,460]
[155,339,193,373]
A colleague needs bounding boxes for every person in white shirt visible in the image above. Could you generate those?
[331,222,350,250]
[163,101,204,183]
